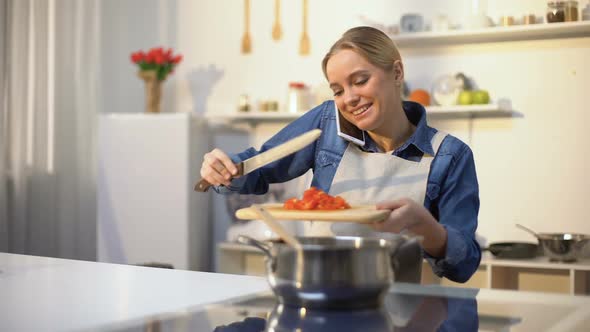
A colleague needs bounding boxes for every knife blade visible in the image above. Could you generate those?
[194,129,321,192]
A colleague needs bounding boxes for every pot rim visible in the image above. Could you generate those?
[264,235,408,250]
[536,233,590,241]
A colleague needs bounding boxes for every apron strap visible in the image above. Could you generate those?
[425,131,448,157]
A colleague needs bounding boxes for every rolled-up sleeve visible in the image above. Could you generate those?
[424,144,481,283]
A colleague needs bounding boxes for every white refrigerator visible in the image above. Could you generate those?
[97,113,211,271]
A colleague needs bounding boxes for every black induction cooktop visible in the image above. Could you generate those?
[107,286,525,332]
[211,293,480,331]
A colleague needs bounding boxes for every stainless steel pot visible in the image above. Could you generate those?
[536,233,590,262]
[516,224,590,262]
[237,235,422,309]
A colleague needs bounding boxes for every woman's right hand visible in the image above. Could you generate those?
[200,148,239,187]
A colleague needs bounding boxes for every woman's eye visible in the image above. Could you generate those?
[354,78,368,86]
[333,90,343,97]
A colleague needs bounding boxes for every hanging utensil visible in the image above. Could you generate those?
[272,0,282,41]
[299,0,310,55]
[241,0,252,54]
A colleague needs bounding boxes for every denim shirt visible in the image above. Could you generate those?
[219,100,481,283]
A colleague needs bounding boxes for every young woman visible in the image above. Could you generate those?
[199,27,481,283]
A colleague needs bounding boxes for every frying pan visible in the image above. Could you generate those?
[482,242,539,259]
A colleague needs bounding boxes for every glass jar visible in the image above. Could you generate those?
[547,1,566,22]
[286,82,308,113]
[564,0,579,21]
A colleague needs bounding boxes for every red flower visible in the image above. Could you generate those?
[130,51,144,63]
[144,52,156,63]
[155,54,165,65]
[165,48,173,61]
[130,47,183,81]
[171,55,183,64]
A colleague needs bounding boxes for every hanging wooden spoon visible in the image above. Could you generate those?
[272,0,282,41]
[241,0,252,54]
[299,0,310,55]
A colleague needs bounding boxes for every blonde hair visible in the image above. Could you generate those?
[322,26,401,79]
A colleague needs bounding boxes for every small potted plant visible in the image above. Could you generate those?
[130,47,183,113]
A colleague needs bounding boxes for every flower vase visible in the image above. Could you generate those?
[138,70,163,114]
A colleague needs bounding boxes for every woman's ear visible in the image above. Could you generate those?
[393,60,404,84]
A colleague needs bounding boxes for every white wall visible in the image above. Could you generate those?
[101,0,590,250]
[101,0,179,114]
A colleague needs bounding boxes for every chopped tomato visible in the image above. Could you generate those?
[283,198,298,210]
[283,187,351,210]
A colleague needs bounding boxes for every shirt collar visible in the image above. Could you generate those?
[361,101,434,155]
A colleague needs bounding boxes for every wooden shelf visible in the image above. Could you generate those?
[426,103,514,118]
[391,21,590,47]
[205,103,514,123]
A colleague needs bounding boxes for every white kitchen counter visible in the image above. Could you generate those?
[0,253,268,332]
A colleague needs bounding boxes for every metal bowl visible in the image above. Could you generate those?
[536,233,590,262]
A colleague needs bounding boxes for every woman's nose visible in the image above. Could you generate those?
[344,90,360,107]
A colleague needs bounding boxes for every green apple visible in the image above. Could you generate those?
[473,90,490,104]
[457,91,474,105]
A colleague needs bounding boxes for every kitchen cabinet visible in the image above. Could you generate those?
[217,242,590,296]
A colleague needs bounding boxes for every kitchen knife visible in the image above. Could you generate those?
[194,129,321,192]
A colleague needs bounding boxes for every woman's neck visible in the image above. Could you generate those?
[368,104,415,153]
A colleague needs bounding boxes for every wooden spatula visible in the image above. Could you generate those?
[299,0,310,55]
[272,0,282,41]
[251,204,302,250]
[241,0,252,54]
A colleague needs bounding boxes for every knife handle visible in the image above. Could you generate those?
[194,163,244,192]
[194,179,212,192]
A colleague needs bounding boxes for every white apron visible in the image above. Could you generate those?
[303,131,447,236]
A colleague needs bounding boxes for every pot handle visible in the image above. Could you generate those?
[237,235,277,273]
[236,235,273,258]
[390,236,423,284]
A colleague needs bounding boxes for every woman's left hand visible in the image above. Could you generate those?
[372,198,448,258]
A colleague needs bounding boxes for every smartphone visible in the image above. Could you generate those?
[334,102,366,146]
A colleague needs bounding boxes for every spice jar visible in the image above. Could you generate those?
[238,94,251,112]
[547,1,566,22]
[564,0,579,21]
[522,14,537,24]
[500,16,515,26]
[583,1,590,20]
[286,82,308,113]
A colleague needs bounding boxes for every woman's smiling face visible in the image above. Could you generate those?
[326,49,399,132]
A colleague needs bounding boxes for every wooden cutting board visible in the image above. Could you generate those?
[235,203,389,223]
